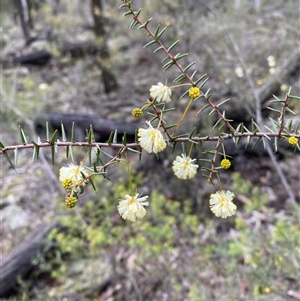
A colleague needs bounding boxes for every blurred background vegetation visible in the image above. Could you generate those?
[1,0,299,300]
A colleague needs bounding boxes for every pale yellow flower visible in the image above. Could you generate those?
[59,163,88,188]
[118,193,149,222]
[172,154,199,179]
[150,82,172,103]
[138,121,167,154]
[209,190,237,218]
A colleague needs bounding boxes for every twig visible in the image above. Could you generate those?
[226,29,298,212]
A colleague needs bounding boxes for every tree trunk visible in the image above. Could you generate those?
[0,222,57,297]
[14,0,32,44]
[91,0,118,93]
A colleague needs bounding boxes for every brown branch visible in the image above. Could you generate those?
[1,131,299,155]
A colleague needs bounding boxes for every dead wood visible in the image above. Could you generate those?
[34,112,139,143]
[0,221,57,297]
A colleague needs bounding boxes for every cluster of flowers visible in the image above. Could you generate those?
[134,83,237,219]
[59,163,90,208]
[59,82,299,223]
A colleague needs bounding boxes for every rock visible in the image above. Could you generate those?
[1,205,30,230]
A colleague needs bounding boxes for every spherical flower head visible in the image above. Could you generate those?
[118,193,149,222]
[65,196,77,208]
[138,121,167,154]
[189,86,201,99]
[132,108,143,119]
[149,82,172,103]
[62,178,73,190]
[288,136,298,146]
[221,158,231,169]
[59,164,88,188]
[172,153,199,179]
[209,190,237,218]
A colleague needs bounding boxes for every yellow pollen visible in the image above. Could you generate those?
[127,197,136,206]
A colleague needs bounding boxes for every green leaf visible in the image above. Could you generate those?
[51,145,55,166]
[194,74,208,86]
[107,131,114,144]
[46,122,50,140]
[156,26,167,38]
[264,125,275,133]
[288,94,300,100]
[144,39,157,48]
[135,7,142,17]
[90,178,97,191]
[88,147,92,165]
[251,137,262,149]
[87,126,92,144]
[188,127,197,140]
[217,98,230,108]
[251,119,260,133]
[122,132,127,145]
[154,24,161,36]
[172,133,188,139]
[212,118,222,129]
[119,4,128,9]
[137,18,152,30]
[113,129,118,144]
[266,106,281,113]
[161,107,176,113]
[31,140,40,161]
[204,88,211,98]
[99,149,113,159]
[127,147,140,154]
[168,40,180,52]
[14,148,18,167]
[180,88,190,99]
[165,124,178,130]
[161,56,169,63]
[123,11,132,16]
[3,152,15,170]
[190,70,198,81]
[50,129,58,144]
[153,46,163,53]
[61,123,67,141]
[243,125,251,133]
[271,94,281,101]
[171,141,177,154]
[173,73,187,83]
[130,19,139,28]
[19,125,27,144]
[71,122,75,142]
[295,121,300,133]
[199,77,210,89]
[184,61,196,72]
[286,119,293,130]
[0,141,5,149]
[174,53,188,61]
[196,103,210,116]
[274,136,278,152]
[70,145,74,161]
[245,135,251,148]
[66,145,70,158]
[285,107,296,115]
[163,60,175,71]
[209,107,216,116]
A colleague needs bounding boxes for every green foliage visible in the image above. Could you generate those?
[2,0,300,300]
[27,174,298,300]
[231,172,269,212]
